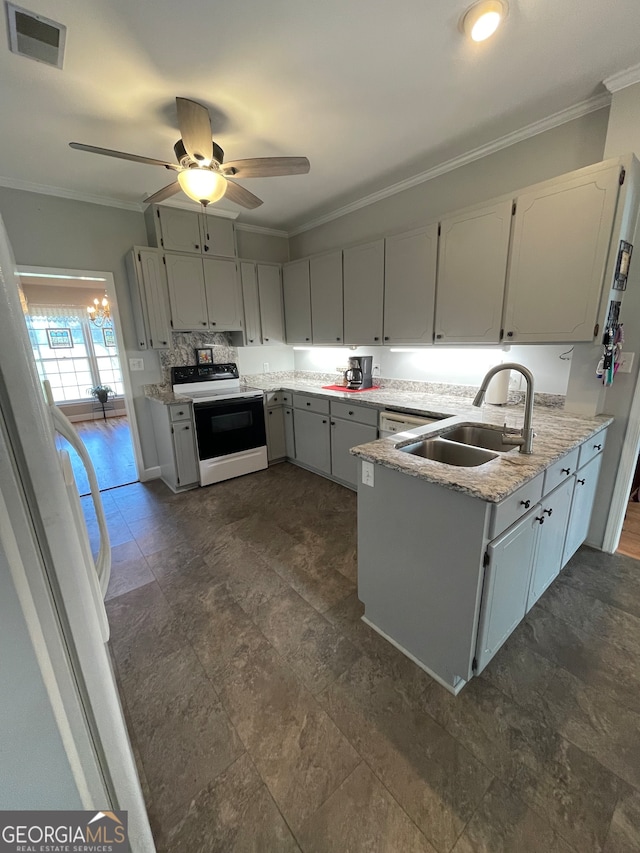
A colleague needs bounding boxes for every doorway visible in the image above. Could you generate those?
[18,266,143,494]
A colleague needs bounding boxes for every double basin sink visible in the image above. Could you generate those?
[400,424,521,467]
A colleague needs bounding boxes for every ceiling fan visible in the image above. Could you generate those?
[69,97,310,210]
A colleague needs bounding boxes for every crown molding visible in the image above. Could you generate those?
[288,91,612,237]
[234,222,289,238]
[0,175,144,212]
[604,63,640,94]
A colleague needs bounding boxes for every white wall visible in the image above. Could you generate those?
[294,344,571,394]
[236,227,289,263]
[237,344,294,376]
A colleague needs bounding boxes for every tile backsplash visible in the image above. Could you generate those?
[158,332,237,384]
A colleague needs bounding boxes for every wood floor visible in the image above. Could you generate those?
[617,500,640,558]
[57,415,137,495]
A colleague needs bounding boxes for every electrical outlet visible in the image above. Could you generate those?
[619,352,635,373]
[128,358,144,371]
[263,361,269,373]
[362,461,375,487]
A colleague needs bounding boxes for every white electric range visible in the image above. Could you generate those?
[172,364,268,486]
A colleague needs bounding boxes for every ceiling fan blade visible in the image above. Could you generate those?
[224,179,263,209]
[69,142,177,169]
[143,181,182,204]
[221,156,310,178]
[176,97,214,165]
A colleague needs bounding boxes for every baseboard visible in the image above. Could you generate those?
[140,466,161,481]
[66,409,126,423]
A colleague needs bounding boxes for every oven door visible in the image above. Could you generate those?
[193,396,266,461]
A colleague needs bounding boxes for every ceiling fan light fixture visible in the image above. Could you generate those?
[461,0,508,42]
[177,168,226,205]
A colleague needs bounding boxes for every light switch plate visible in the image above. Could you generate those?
[129,358,144,371]
[362,461,374,487]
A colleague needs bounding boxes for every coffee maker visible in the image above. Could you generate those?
[344,355,373,390]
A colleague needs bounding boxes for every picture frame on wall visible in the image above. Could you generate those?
[196,347,213,365]
[103,327,116,347]
[47,328,73,349]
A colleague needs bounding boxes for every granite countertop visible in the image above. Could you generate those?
[144,376,611,502]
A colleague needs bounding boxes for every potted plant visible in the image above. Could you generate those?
[89,384,113,419]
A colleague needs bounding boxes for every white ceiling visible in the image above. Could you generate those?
[1,0,639,232]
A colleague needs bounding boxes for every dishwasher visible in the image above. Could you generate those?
[379,410,440,438]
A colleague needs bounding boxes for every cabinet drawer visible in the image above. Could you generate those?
[266,391,284,406]
[293,393,330,415]
[169,403,192,422]
[578,429,607,469]
[544,447,579,494]
[490,472,544,539]
[330,401,378,426]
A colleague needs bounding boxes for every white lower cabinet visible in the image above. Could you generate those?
[330,418,378,488]
[283,407,296,459]
[293,407,332,474]
[526,477,574,611]
[563,453,603,564]
[149,401,199,492]
[266,406,286,461]
[476,509,538,674]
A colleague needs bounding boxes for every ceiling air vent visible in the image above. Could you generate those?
[6,3,66,68]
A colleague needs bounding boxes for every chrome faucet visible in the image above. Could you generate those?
[473,362,535,454]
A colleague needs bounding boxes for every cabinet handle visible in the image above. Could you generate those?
[348,410,354,415]
[306,402,311,406]
[561,467,571,475]
[520,499,531,508]
[177,411,184,416]
[265,337,269,341]
[594,444,602,450]
[331,420,335,426]
[268,411,272,416]
[543,508,553,517]
[535,516,545,525]
[577,478,586,485]
[322,419,327,424]
[249,339,254,343]
[212,321,217,326]
[384,336,389,341]
[204,245,209,252]
[202,321,207,326]
[436,334,442,339]
[162,340,167,345]
[195,244,199,250]
[185,425,190,430]
[507,331,513,337]
[306,337,310,341]
[336,337,341,341]
[374,336,379,341]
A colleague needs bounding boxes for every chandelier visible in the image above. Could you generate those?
[87,294,111,327]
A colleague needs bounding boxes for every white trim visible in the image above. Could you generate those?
[604,63,640,94]
[288,93,612,236]
[0,175,143,211]
[235,222,289,238]
[139,465,161,482]
[603,377,640,553]
[17,264,145,485]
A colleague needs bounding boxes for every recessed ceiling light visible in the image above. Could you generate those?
[460,0,508,42]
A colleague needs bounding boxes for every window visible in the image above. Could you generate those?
[25,310,124,403]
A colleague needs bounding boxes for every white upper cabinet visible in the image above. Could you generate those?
[126,248,172,349]
[203,257,243,331]
[310,251,344,344]
[435,200,512,345]
[165,253,209,330]
[503,162,622,343]
[257,264,285,346]
[384,225,438,345]
[343,240,384,346]
[283,259,312,344]
[240,262,262,346]
[147,205,236,257]
[200,215,236,258]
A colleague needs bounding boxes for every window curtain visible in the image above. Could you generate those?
[26,304,88,322]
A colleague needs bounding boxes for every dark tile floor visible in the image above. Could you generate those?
[85,463,640,853]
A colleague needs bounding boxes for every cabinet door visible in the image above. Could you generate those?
[563,454,603,565]
[282,259,312,343]
[266,406,286,461]
[475,509,538,673]
[293,408,331,474]
[203,257,243,331]
[137,249,172,348]
[527,478,574,611]
[258,264,284,345]
[384,225,437,345]
[310,251,344,344]
[158,208,203,253]
[283,407,296,458]
[435,201,512,344]
[173,421,199,487]
[330,418,378,488]
[504,164,621,343]
[200,215,236,258]
[240,262,262,345]
[343,240,384,345]
[165,253,208,331]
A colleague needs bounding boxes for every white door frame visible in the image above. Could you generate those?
[17,265,145,484]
